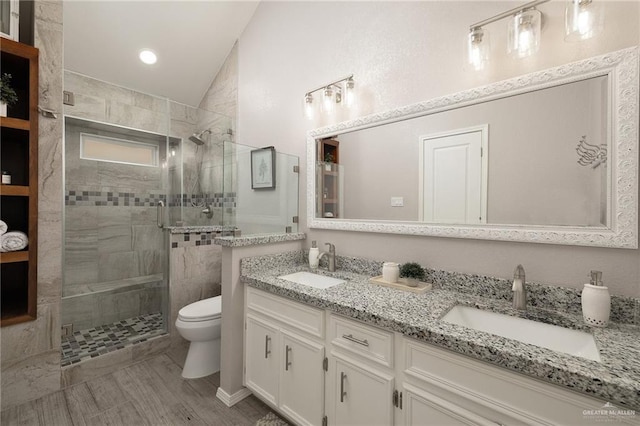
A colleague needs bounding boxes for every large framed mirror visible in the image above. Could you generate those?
[307,47,638,248]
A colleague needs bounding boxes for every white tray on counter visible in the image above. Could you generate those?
[369,276,433,294]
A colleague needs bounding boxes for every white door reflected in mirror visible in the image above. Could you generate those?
[420,125,487,224]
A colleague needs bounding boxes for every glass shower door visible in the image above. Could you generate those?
[61,115,170,366]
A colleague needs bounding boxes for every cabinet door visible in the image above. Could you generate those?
[245,314,280,406]
[329,356,394,426]
[279,330,325,426]
[401,383,498,426]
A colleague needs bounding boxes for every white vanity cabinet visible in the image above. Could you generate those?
[244,288,637,426]
[279,330,325,424]
[398,339,637,426]
[245,314,280,406]
[245,287,326,426]
[325,314,395,426]
[328,355,395,426]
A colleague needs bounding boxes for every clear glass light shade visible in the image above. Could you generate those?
[565,0,603,42]
[304,94,315,120]
[468,28,490,71]
[344,79,356,108]
[322,87,335,114]
[507,9,541,58]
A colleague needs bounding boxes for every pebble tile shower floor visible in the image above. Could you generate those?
[61,312,165,366]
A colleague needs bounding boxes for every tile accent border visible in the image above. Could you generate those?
[171,192,237,208]
[171,231,230,248]
[65,190,236,208]
[65,190,166,207]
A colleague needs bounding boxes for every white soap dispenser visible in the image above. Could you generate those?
[309,241,320,270]
[581,270,610,327]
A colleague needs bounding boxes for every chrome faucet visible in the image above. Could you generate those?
[318,243,336,272]
[512,264,527,310]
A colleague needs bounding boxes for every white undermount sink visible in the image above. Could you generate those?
[278,271,345,290]
[442,305,601,362]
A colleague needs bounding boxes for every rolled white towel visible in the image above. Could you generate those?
[0,220,6,235]
[0,231,28,252]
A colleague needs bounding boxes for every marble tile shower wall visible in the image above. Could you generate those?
[1,1,64,410]
[64,178,166,295]
[178,111,235,227]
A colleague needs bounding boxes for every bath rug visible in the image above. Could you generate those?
[255,412,289,426]
[0,220,6,235]
[0,231,27,252]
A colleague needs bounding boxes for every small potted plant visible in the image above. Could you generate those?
[324,152,336,171]
[0,73,18,117]
[400,262,425,287]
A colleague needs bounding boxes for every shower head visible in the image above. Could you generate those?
[188,129,211,145]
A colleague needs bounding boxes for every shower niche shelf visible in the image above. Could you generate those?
[1,38,39,327]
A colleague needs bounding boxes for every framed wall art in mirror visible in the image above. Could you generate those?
[306,47,638,248]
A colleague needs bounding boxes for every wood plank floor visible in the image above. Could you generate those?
[1,353,273,426]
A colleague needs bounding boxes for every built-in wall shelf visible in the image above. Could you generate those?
[317,138,340,219]
[0,251,29,264]
[0,185,29,196]
[1,38,39,327]
[0,117,30,130]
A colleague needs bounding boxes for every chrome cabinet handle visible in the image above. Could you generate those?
[342,334,369,347]
[285,345,292,371]
[156,200,165,228]
[264,335,271,359]
[340,371,347,402]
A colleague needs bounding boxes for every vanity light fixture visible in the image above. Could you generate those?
[507,8,542,58]
[565,0,603,42]
[468,27,490,71]
[468,0,602,70]
[304,75,355,119]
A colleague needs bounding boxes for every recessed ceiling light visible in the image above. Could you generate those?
[139,49,157,65]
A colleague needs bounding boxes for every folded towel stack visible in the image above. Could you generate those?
[1,231,28,252]
[0,220,28,252]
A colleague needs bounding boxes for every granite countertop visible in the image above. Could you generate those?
[240,256,640,411]
[214,232,306,247]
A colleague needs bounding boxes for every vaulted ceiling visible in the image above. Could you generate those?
[63,1,259,107]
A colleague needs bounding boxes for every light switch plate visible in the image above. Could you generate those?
[391,197,404,207]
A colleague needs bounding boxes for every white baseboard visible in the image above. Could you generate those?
[216,387,252,407]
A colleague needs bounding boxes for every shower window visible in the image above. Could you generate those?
[80,133,159,167]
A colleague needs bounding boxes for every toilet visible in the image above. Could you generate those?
[175,295,222,379]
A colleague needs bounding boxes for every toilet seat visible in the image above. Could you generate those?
[178,296,222,322]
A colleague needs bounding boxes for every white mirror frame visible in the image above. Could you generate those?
[307,47,639,249]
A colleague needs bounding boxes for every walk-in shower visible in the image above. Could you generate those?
[61,116,171,366]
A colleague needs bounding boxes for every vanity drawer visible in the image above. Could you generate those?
[246,287,325,339]
[402,337,610,425]
[329,314,394,368]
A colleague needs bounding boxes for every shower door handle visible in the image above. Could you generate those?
[157,200,165,228]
